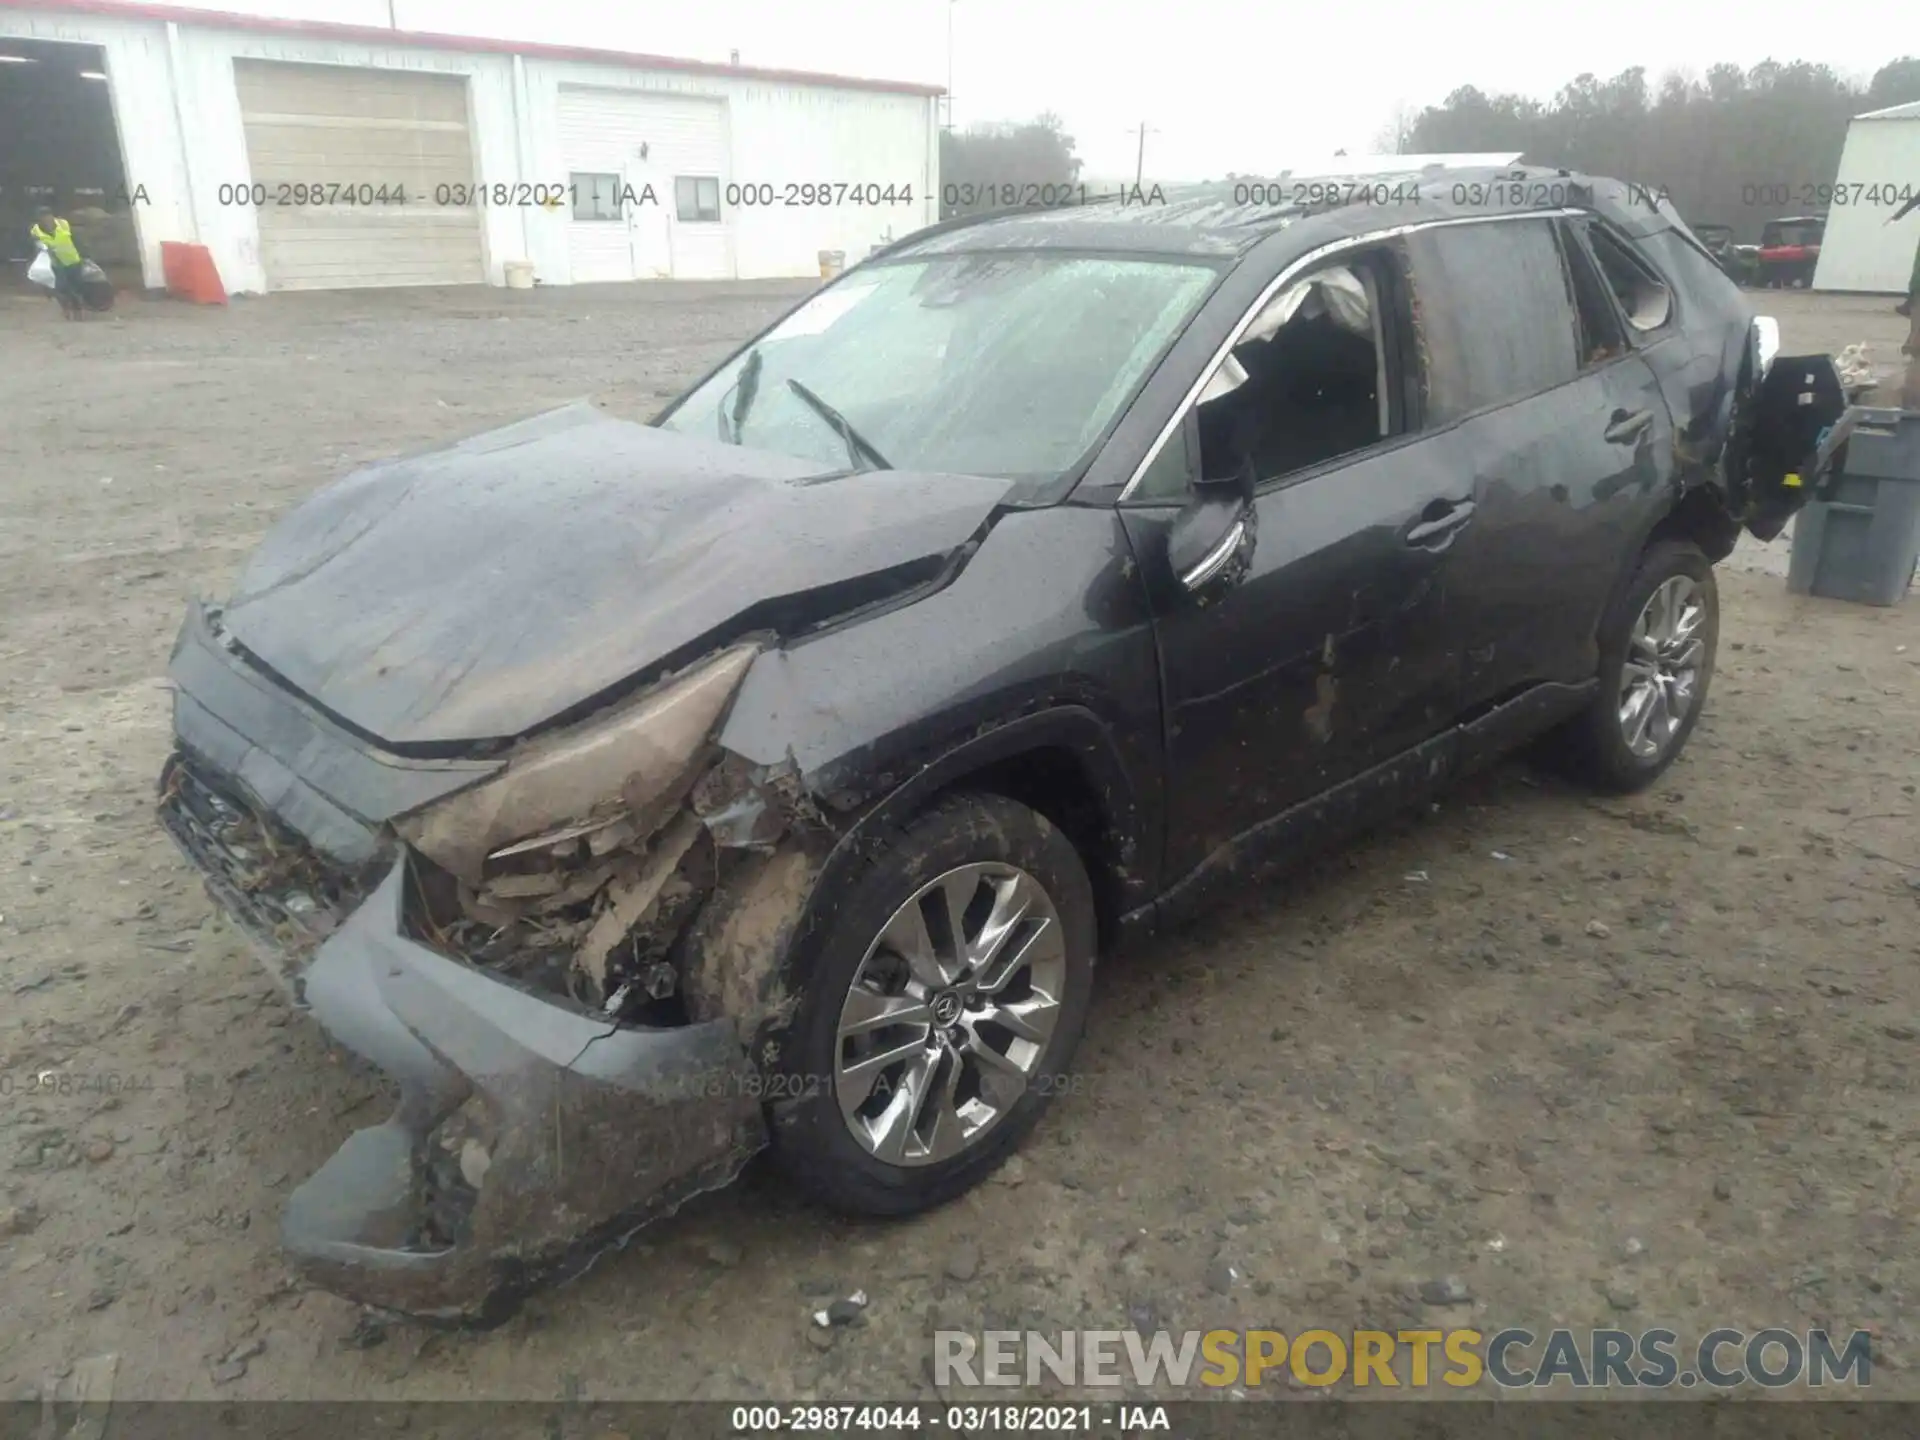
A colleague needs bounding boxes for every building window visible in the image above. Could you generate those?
[675,175,721,223]
[571,172,623,222]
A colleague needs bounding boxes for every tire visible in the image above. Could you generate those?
[767,791,1096,1216]
[1551,540,1719,793]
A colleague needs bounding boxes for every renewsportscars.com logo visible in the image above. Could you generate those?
[933,1327,1874,1391]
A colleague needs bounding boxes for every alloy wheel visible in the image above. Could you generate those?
[834,862,1065,1166]
[1618,575,1707,760]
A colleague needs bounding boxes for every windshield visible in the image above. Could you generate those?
[657,253,1219,486]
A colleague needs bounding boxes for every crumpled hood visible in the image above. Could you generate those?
[220,402,1014,747]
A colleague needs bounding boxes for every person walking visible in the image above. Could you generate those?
[29,205,86,319]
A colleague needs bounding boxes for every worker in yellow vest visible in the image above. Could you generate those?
[30,206,86,317]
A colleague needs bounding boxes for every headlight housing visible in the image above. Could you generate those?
[396,644,758,885]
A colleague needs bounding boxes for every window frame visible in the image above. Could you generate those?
[1232,250,1416,496]
[1123,244,1423,505]
[1571,216,1678,340]
[569,171,624,223]
[1405,214,1595,427]
[1553,218,1631,369]
[674,175,722,224]
[1115,208,1592,505]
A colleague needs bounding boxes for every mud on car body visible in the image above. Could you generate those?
[158,165,1846,1325]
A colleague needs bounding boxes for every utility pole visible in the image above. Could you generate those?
[944,0,956,130]
[1129,122,1158,189]
[387,0,397,28]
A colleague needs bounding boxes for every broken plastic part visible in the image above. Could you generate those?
[691,753,813,850]
[574,810,704,993]
[487,813,629,862]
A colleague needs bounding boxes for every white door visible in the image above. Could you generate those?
[233,61,485,291]
[558,86,732,282]
[625,159,672,279]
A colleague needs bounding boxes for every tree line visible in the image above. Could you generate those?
[1396,59,1920,238]
[938,61,1920,238]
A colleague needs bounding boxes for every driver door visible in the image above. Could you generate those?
[1119,244,1470,892]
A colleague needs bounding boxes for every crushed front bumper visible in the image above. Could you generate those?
[163,793,766,1324]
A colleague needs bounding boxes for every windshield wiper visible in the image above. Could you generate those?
[719,348,763,443]
[786,378,893,472]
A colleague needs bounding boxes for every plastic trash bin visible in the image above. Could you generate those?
[1786,407,1920,606]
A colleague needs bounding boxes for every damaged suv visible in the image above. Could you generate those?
[159,165,1846,1324]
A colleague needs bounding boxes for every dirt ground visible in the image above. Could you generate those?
[1,279,1916,1405]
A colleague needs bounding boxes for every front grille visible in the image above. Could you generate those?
[158,752,371,959]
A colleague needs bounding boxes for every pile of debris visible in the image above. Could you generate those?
[1835,342,1877,398]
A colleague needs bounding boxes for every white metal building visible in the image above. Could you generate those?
[0,0,941,293]
[1813,100,1920,295]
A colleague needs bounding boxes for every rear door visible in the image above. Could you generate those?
[1406,216,1677,709]
[1589,214,1848,540]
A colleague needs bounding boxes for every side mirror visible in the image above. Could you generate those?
[1168,477,1255,595]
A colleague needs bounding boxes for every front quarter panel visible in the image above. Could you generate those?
[716,504,1164,914]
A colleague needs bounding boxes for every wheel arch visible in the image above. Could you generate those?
[836,708,1145,952]
[760,708,1148,1050]
[1588,484,1736,666]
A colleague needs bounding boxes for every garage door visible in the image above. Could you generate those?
[234,60,485,291]
[558,87,732,282]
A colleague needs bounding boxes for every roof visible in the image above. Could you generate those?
[1857,100,1920,120]
[1272,152,1523,174]
[0,0,944,96]
[887,164,1688,263]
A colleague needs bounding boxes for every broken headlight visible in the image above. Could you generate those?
[395,644,759,885]
[392,645,758,1011]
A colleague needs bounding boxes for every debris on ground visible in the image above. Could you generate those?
[812,1291,869,1328]
[1419,1276,1472,1306]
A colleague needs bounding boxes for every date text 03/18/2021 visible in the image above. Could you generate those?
[729,1404,1170,1432]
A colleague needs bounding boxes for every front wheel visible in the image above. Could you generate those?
[1548,540,1718,792]
[767,792,1096,1216]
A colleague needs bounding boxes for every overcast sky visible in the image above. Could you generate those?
[169,0,1911,178]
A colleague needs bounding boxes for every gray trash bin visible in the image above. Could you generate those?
[1786,407,1920,606]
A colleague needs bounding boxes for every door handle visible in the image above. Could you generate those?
[1606,407,1655,444]
[1404,497,1475,548]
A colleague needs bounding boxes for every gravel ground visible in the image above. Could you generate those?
[0,279,1916,1404]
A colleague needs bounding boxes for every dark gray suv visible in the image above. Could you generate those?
[158,165,1846,1323]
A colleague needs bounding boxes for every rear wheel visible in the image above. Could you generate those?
[767,792,1096,1215]
[1550,540,1718,792]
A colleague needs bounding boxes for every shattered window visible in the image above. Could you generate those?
[659,253,1220,487]
[1407,220,1581,423]
[1584,222,1674,333]
[1555,220,1629,365]
[1190,258,1397,488]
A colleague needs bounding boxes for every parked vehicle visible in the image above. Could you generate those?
[1755,215,1826,288]
[1691,222,1758,287]
[157,165,1846,1325]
